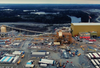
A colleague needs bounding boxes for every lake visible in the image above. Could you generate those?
[68,16,81,23]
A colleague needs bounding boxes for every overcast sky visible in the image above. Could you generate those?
[0,0,100,4]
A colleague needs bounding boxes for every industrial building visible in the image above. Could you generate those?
[55,30,72,44]
[71,23,100,37]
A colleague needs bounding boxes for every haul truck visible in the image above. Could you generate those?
[21,54,25,58]
[17,60,21,65]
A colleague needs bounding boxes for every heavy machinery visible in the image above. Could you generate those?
[17,60,21,65]
[21,54,25,58]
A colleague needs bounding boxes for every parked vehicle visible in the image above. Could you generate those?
[75,50,78,55]
[77,53,81,56]
[21,54,25,58]
[17,60,21,65]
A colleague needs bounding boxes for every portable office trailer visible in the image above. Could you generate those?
[89,53,94,59]
[39,59,55,65]
[86,54,91,59]
[91,59,97,66]
[32,52,45,55]
[40,64,47,67]
[12,56,19,63]
[94,59,100,66]
[25,64,34,68]
[92,53,100,59]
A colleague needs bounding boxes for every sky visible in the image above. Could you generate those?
[0,0,100,4]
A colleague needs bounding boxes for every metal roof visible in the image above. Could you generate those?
[72,23,100,26]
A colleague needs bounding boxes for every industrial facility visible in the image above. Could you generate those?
[0,23,100,68]
[71,23,100,37]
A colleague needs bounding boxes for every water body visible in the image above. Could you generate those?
[30,11,59,15]
[68,16,81,23]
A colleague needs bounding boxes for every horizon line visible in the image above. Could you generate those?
[0,3,100,5]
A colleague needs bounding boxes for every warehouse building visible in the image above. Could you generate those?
[71,23,100,37]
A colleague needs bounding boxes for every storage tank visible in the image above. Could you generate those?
[1,25,7,33]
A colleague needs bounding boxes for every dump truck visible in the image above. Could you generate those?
[21,54,25,58]
[17,60,21,65]
[78,53,81,57]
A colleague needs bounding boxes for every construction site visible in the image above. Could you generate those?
[0,23,100,68]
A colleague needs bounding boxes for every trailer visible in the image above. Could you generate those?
[12,56,19,63]
[89,53,94,59]
[25,64,34,68]
[13,43,20,46]
[40,64,47,67]
[92,53,100,59]
[97,52,100,56]
[91,59,97,66]
[4,54,15,57]
[86,54,91,59]
[39,59,55,65]
[94,59,100,66]
[31,52,46,55]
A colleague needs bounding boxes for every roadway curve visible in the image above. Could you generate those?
[96,15,100,22]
